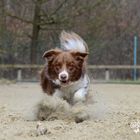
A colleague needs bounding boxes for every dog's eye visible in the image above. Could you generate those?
[55,66,60,71]
[68,65,75,71]
[54,64,61,72]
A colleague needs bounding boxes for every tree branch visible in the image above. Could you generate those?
[6,12,33,24]
[50,0,69,16]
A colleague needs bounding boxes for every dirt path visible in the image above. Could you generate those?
[0,83,140,140]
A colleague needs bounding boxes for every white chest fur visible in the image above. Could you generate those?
[53,74,90,104]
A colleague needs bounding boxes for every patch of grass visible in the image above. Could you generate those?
[0,79,16,84]
[105,79,140,84]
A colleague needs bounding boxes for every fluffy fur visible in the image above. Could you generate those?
[40,31,90,105]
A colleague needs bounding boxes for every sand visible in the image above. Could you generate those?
[0,82,140,140]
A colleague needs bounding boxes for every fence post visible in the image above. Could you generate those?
[133,35,138,80]
[105,69,110,81]
[17,69,22,82]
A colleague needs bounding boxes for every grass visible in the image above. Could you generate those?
[0,78,140,85]
[0,79,16,84]
[102,79,140,84]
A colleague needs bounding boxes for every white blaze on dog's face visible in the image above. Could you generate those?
[58,69,69,82]
[43,49,88,86]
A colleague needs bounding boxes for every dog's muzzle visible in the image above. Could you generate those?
[59,70,69,83]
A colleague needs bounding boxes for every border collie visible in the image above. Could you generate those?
[40,31,90,105]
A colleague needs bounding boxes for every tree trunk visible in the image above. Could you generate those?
[30,0,42,64]
[0,0,7,63]
[0,0,6,42]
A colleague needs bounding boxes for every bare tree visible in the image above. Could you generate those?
[30,0,42,64]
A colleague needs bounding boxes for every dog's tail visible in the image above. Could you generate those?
[60,31,88,53]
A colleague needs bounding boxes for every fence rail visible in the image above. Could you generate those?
[1,64,140,69]
[0,64,43,69]
[88,65,140,69]
[0,64,140,81]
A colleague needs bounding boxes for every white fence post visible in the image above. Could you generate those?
[105,69,110,81]
[17,69,22,82]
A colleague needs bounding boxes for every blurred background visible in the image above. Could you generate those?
[0,0,140,82]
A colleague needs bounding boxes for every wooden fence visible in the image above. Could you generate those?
[0,64,140,81]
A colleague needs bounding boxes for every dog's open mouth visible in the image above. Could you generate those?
[60,80,69,85]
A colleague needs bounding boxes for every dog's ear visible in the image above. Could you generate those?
[71,52,88,63]
[43,49,61,62]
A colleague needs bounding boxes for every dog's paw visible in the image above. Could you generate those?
[37,98,56,120]
[72,103,90,123]
[37,95,71,121]
[75,111,89,123]
[37,106,53,121]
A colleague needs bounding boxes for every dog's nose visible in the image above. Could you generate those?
[60,74,67,80]
[59,70,69,81]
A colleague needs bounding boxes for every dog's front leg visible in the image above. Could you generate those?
[73,88,88,104]
[72,88,90,123]
[53,89,63,98]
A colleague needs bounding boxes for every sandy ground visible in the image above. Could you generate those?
[0,82,140,140]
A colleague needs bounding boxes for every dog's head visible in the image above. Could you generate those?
[43,49,88,86]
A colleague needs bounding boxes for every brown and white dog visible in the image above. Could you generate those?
[40,31,90,105]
